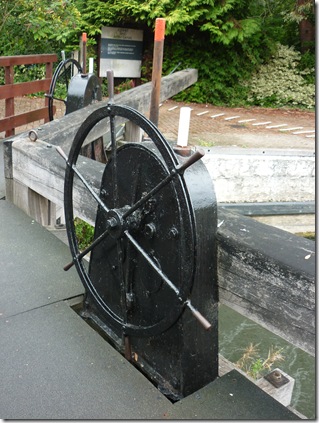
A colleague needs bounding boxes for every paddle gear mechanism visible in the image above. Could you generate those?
[59,71,218,400]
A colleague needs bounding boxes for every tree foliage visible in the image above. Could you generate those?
[78,0,263,46]
[0,0,82,55]
[0,0,314,108]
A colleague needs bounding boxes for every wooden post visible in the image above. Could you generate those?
[5,65,14,137]
[82,33,87,73]
[3,139,13,201]
[149,18,166,127]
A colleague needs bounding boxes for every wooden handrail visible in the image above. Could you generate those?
[0,79,52,99]
[0,54,57,67]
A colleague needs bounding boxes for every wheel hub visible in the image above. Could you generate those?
[105,206,135,239]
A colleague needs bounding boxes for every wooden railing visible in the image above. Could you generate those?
[0,54,57,137]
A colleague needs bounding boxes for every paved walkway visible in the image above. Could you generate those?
[158,100,315,150]
[0,97,315,150]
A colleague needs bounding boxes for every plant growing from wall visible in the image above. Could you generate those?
[74,217,94,251]
[236,343,285,379]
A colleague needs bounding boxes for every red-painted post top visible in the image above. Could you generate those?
[154,18,166,41]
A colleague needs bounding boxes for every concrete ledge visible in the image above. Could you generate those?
[202,147,315,203]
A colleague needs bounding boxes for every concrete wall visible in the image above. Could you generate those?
[202,147,315,203]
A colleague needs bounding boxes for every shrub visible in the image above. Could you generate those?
[243,44,315,109]
[74,218,94,251]
[159,32,270,106]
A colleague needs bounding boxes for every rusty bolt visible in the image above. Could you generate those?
[264,369,289,388]
[273,371,282,380]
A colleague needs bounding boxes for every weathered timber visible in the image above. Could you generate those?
[217,208,315,356]
[220,201,315,216]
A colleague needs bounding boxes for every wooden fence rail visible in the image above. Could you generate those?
[0,54,57,137]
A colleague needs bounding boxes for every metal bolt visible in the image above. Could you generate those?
[144,223,156,239]
[168,227,179,239]
[107,217,118,228]
[264,369,289,388]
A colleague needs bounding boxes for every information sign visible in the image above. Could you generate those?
[100,27,143,78]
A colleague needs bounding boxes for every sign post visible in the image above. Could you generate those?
[149,18,166,127]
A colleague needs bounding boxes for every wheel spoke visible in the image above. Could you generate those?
[63,62,69,90]
[124,229,211,330]
[56,146,109,214]
[122,148,205,220]
[124,230,180,297]
[110,114,119,207]
[116,239,127,320]
[63,225,111,271]
[51,96,67,104]
[123,163,141,311]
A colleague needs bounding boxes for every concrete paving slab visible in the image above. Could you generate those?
[0,301,171,419]
[166,370,299,420]
[0,200,84,318]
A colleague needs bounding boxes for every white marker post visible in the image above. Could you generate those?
[89,58,94,73]
[177,107,192,147]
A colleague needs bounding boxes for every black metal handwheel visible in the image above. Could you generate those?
[47,58,82,121]
[61,103,210,338]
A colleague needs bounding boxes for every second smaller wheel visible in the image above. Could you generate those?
[47,58,82,121]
